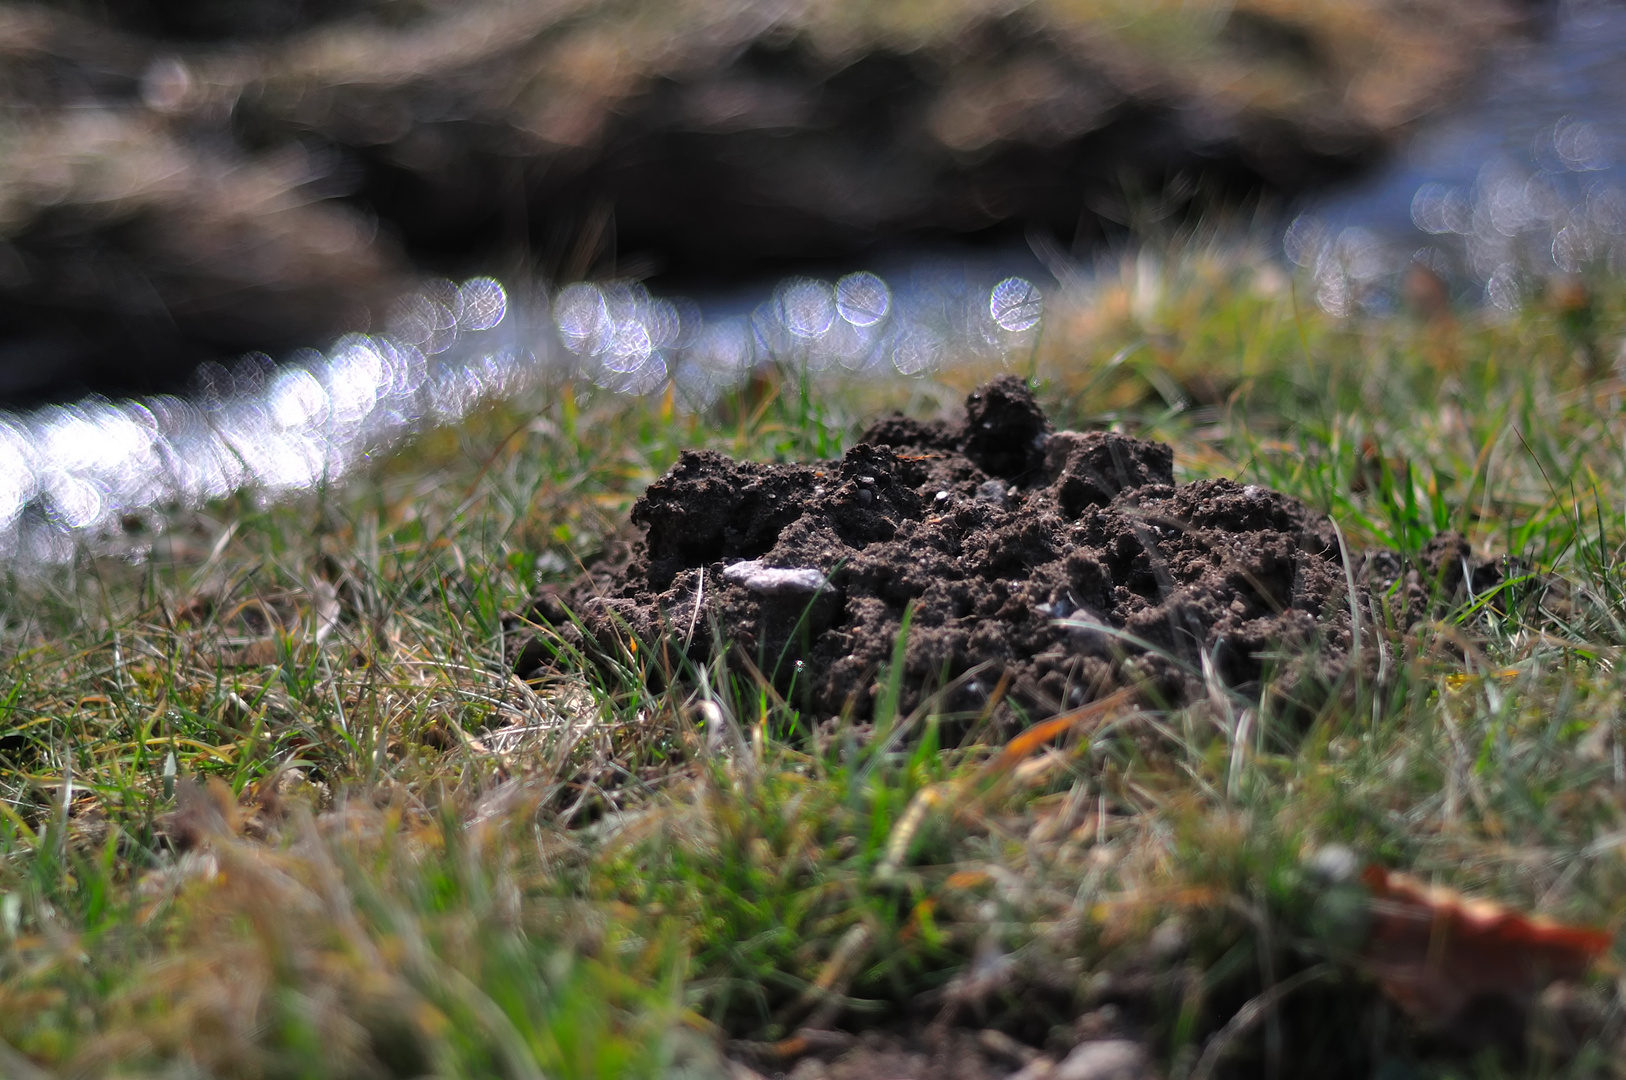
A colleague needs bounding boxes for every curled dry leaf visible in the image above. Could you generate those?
[1358,865,1613,1033]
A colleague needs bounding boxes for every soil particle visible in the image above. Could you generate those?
[732,1028,1158,1080]
[514,376,1505,724]
[737,1028,1017,1080]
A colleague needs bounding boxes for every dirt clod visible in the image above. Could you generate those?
[515,377,1504,725]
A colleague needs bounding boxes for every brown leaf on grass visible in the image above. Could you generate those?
[1358,865,1613,1034]
[986,688,1134,779]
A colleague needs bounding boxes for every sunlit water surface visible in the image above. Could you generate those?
[1291,0,1626,315]
[0,268,1044,564]
[6,0,1626,565]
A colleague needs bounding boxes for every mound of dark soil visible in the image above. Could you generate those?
[514,377,1506,723]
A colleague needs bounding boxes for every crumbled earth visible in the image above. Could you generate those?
[514,377,1507,724]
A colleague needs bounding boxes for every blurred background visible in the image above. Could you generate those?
[3,0,1625,557]
[0,0,1552,399]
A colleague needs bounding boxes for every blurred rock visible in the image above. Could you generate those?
[0,0,1534,398]
[0,5,406,399]
[0,109,406,398]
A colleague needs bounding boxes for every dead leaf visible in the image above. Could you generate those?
[987,687,1133,778]
[1359,865,1612,1033]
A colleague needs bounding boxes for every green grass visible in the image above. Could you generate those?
[4,238,1626,1076]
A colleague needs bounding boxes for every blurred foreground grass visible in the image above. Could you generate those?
[4,239,1626,1076]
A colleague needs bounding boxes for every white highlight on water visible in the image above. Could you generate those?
[0,270,1042,565]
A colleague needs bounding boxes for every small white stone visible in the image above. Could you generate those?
[1051,1040,1150,1080]
[533,550,570,575]
[1306,843,1360,884]
[722,560,828,595]
[1005,1040,1150,1080]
